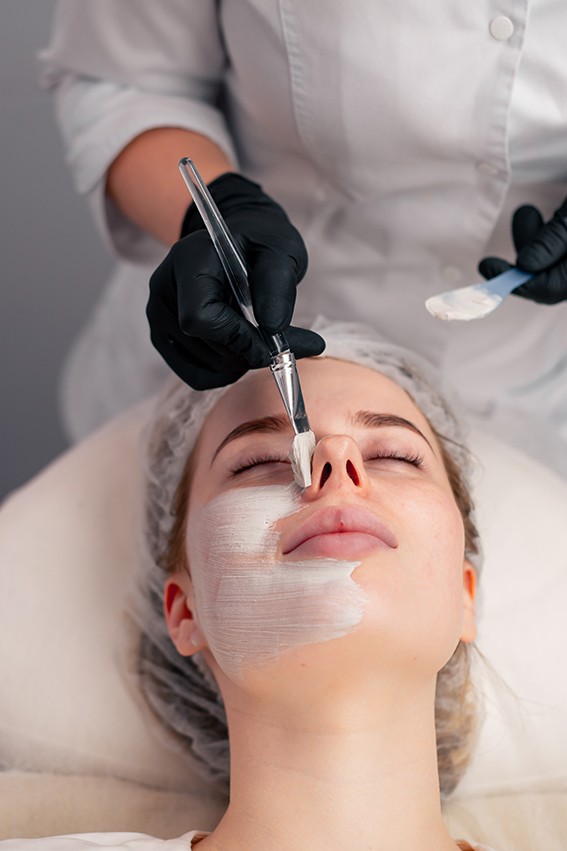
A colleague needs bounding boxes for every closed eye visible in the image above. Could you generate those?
[365,451,424,468]
[230,455,290,476]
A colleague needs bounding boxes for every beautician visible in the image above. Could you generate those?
[41,1,567,471]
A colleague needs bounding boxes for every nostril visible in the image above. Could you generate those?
[319,461,332,488]
[346,459,360,486]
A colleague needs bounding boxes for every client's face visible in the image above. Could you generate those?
[169,358,476,693]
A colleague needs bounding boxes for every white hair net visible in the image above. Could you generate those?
[130,317,482,794]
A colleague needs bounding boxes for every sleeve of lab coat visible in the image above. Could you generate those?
[39,0,238,263]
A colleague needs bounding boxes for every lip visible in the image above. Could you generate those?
[281,505,398,558]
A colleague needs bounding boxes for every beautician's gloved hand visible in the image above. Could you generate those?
[147,172,325,390]
[478,199,567,304]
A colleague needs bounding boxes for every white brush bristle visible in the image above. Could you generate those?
[290,430,316,488]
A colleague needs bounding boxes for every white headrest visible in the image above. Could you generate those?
[1,405,566,796]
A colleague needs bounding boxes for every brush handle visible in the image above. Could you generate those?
[179,158,288,357]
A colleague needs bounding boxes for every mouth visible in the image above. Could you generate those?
[281,505,398,559]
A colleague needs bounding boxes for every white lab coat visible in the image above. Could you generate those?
[0,830,497,850]
[0,831,204,850]
[41,1,567,471]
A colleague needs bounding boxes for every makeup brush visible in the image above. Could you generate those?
[178,158,316,488]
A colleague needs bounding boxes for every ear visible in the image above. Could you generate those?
[460,561,477,643]
[163,574,207,656]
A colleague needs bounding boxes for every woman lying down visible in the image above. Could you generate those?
[4,320,496,851]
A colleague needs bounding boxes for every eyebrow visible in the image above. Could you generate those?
[211,409,434,465]
[211,414,291,464]
[350,411,435,453]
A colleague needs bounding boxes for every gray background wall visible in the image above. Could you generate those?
[1,0,113,499]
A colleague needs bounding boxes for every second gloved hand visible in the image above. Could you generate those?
[478,198,567,304]
[147,172,325,390]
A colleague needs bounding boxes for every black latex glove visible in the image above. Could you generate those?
[478,199,567,304]
[147,172,325,390]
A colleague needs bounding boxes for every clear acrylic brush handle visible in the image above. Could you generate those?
[178,158,287,358]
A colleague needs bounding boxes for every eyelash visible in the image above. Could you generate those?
[230,454,287,475]
[366,450,424,469]
[229,450,424,476]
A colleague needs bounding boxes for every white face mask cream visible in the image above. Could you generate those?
[187,485,367,682]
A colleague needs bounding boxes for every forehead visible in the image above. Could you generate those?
[195,357,434,457]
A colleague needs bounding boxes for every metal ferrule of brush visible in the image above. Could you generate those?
[269,349,310,436]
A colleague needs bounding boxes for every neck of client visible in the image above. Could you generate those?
[198,652,462,851]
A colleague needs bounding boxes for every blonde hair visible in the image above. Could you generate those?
[433,436,480,797]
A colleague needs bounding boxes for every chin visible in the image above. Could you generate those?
[234,629,424,702]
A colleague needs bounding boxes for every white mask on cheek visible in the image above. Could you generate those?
[187,485,368,683]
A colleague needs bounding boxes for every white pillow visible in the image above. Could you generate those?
[0,403,212,795]
[0,406,566,797]
[457,429,567,796]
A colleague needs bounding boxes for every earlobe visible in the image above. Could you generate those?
[163,576,207,656]
[460,563,477,643]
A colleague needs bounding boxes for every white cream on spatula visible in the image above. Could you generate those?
[425,268,533,321]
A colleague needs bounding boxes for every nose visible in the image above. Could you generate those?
[305,435,370,499]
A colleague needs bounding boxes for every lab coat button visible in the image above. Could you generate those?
[442,266,463,285]
[477,162,499,177]
[489,16,514,41]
